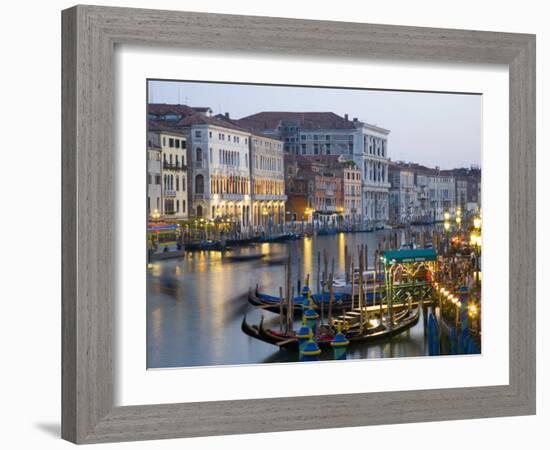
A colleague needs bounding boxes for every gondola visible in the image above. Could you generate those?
[248,286,383,315]
[185,240,227,251]
[223,253,266,262]
[241,307,420,351]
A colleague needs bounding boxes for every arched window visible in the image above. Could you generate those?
[195,174,204,194]
[196,147,203,162]
[196,205,203,217]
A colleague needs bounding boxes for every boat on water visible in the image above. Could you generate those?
[224,253,266,262]
[185,240,227,251]
[255,232,302,243]
[248,287,383,315]
[316,228,338,236]
[241,306,420,350]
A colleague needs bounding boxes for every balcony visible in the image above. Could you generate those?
[253,194,288,201]
[164,190,176,198]
[163,162,187,171]
[220,193,245,200]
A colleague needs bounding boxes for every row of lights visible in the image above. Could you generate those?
[434,282,478,318]
[443,207,462,231]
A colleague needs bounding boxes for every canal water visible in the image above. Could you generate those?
[147,228,434,368]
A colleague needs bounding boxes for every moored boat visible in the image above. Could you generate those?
[241,306,420,351]
[248,287,382,315]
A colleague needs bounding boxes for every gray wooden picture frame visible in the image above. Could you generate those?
[61,5,536,444]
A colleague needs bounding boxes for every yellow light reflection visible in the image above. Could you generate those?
[303,236,312,277]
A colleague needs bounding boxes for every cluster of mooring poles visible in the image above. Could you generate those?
[244,214,482,360]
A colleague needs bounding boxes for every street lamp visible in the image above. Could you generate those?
[151,209,161,222]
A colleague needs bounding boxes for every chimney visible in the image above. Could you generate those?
[353,117,358,122]
[224,112,230,119]
[344,113,349,121]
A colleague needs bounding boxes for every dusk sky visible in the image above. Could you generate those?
[148,80,481,170]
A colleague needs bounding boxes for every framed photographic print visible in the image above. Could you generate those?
[62,5,536,444]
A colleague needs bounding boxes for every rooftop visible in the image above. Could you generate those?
[238,111,358,131]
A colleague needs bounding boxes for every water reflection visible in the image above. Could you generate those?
[147,229,433,368]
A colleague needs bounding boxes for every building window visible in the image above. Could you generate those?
[169,138,174,148]
[314,144,319,154]
[195,130,202,138]
[182,200,186,213]
[181,176,186,191]
[195,174,204,194]
[175,139,180,149]
[209,131,212,138]
[162,137,166,147]
[176,177,179,191]
[196,205,203,217]
[176,200,180,212]
[196,147,203,161]
[155,175,161,185]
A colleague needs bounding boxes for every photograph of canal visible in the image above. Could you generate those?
[146,80,482,368]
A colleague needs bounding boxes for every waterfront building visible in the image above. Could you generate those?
[355,122,391,225]
[238,112,390,226]
[284,155,344,227]
[451,166,481,214]
[147,103,213,122]
[454,176,468,211]
[388,162,420,225]
[340,160,362,226]
[176,113,253,230]
[249,133,286,232]
[147,124,189,220]
[413,165,455,221]
[146,131,162,219]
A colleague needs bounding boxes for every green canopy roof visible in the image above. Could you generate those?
[382,248,437,265]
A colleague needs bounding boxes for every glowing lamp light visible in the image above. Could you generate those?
[444,211,451,221]
[473,216,482,230]
[444,221,450,232]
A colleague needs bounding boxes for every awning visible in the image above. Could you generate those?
[382,248,437,264]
